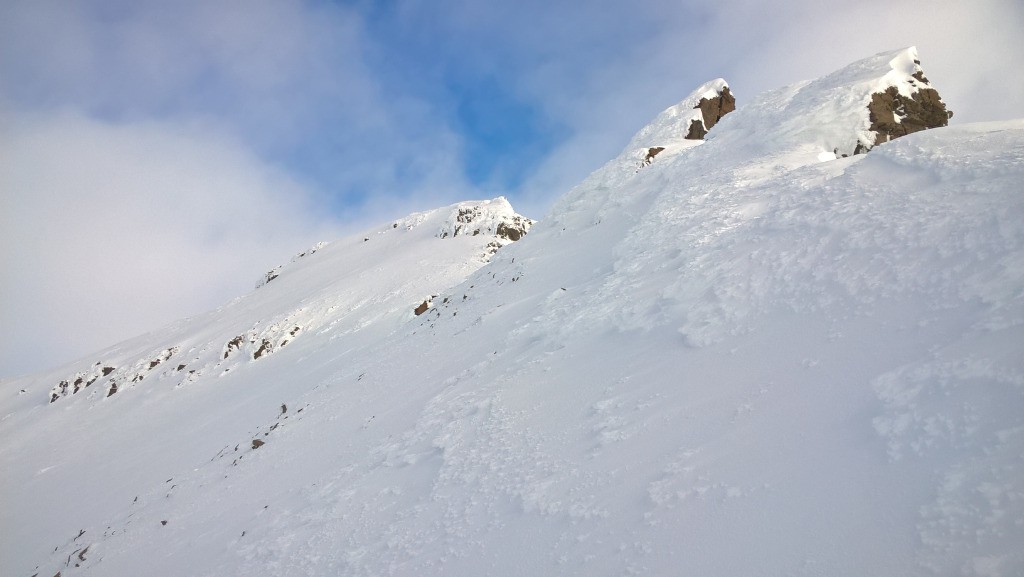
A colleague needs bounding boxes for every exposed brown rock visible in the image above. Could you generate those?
[253,339,273,360]
[224,335,245,359]
[414,301,430,316]
[643,147,665,165]
[496,220,529,242]
[685,86,736,140]
[865,86,952,148]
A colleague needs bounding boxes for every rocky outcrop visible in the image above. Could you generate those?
[847,50,952,155]
[685,86,736,140]
[865,83,952,148]
[628,79,734,171]
[436,199,534,241]
[640,146,666,167]
[433,198,535,261]
[49,348,179,403]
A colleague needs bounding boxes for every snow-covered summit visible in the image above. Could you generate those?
[422,197,533,244]
[624,47,950,175]
[710,46,952,162]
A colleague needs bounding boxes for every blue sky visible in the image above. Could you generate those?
[2,0,1023,377]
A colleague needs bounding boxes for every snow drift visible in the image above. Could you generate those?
[2,47,1022,577]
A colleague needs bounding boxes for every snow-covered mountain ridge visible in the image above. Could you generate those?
[39,197,533,406]
[2,48,1022,577]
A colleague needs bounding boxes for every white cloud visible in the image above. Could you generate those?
[0,110,341,376]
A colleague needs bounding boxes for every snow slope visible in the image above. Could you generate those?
[3,47,1023,577]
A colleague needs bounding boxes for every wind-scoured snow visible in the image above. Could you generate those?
[2,49,1022,577]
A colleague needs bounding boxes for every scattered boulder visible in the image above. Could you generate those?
[50,363,119,403]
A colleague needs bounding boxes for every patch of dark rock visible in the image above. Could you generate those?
[176,364,186,371]
[102,366,115,376]
[864,85,951,149]
[496,222,524,242]
[107,383,118,397]
[252,439,265,449]
[161,520,167,526]
[414,301,430,316]
[685,86,736,140]
[224,336,245,359]
[642,146,665,166]
[253,339,273,360]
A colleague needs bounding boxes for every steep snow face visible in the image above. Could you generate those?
[2,53,1023,577]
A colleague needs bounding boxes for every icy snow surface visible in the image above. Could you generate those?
[2,48,1023,577]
